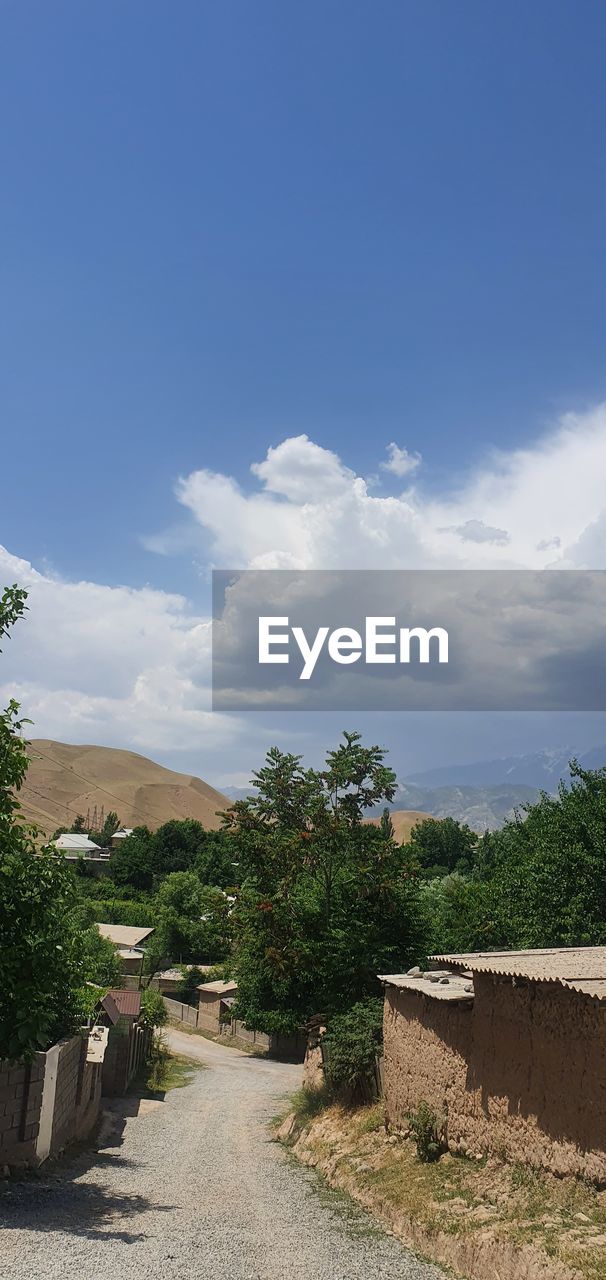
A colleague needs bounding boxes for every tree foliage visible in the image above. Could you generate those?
[227,732,426,1035]
[152,872,231,964]
[0,585,109,1058]
[408,816,478,879]
[322,997,384,1094]
[108,820,236,893]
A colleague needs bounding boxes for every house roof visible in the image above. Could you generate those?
[55,833,101,851]
[96,923,154,948]
[99,992,121,1024]
[106,989,142,1018]
[158,965,214,981]
[429,947,606,1001]
[197,979,238,995]
[112,829,134,839]
[380,970,474,1003]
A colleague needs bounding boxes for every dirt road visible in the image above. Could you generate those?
[1,1027,445,1280]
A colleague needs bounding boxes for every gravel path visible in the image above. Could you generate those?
[1,1028,445,1280]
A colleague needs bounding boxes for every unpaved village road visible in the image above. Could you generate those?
[1,1029,445,1280]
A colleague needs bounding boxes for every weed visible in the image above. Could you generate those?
[407,1101,444,1163]
[357,1101,385,1134]
[290,1084,333,1125]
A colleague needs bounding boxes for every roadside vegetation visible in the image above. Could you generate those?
[279,1102,606,1280]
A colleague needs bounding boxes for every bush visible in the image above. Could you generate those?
[322,997,383,1095]
[407,1101,444,1163]
[174,965,206,1004]
[92,898,156,927]
[140,988,168,1029]
[146,1030,171,1091]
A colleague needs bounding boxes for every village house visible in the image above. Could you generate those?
[381,946,606,1182]
[196,979,238,1033]
[53,832,112,876]
[150,964,214,994]
[110,827,134,846]
[95,923,155,984]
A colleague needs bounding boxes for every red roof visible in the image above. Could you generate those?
[106,988,142,1018]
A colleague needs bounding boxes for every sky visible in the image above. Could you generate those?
[3,1,606,787]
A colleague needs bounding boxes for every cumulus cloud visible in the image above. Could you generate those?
[175,404,606,571]
[5,401,606,767]
[447,519,510,546]
[0,546,238,753]
[381,442,422,478]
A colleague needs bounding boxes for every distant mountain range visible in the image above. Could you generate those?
[223,780,538,831]
[406,745,606,790]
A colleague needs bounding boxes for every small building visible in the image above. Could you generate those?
[381,946,606,1182]
[98,989,150,1094]
[196,979,238,1033]
[96,923,154,982]
[53,832,112,875]
[111,828,134,846]
[54,832,104,856]
[151,964,214,994]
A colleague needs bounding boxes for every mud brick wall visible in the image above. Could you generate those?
[0,1056,45,1167]
[383,975,606,1181]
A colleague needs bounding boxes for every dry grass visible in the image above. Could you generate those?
[284,1100,606,1280]
[22,738,230,835]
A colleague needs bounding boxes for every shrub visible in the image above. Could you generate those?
[407,1101,444,1162]
[174,965,206,1004]
[140,988,168,1029]
[322,997,383,1095]
[146,1030,171,1091]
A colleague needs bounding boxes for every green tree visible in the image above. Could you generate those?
[482,762,606,948]
[420,872,491,954]
[90,810,121,848]
[228,732,426,1035]
[153,872,231,964]
[0,585,89,1058]
[408,816,478,878]
[109,825,155,891]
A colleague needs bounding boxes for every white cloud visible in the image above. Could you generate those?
[447,519,510,546]
[5,401,606,771]
[176,405,606,571]
[381,442,422,478]
[0,546,239,754]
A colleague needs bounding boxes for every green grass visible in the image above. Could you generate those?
[144,1032,199,1093]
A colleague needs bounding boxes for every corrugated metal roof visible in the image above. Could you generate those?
[380,971,474,1002]
[96,923,154,948]
[107,989,142,1018]
[55,833,100,851]
[429,947,606,1001]
[100,992,121,1024]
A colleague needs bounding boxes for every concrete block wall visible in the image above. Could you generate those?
[50,1036,81,1155]
[0,1057,45,1167]
[102,1020,152,1096]
[1,1034,105,1171]
[164,997,198,1027]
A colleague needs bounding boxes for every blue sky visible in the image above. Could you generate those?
[3,1,606,783]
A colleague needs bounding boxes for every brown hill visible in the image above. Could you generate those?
[20,739,231,837]
[364,809,434,844]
